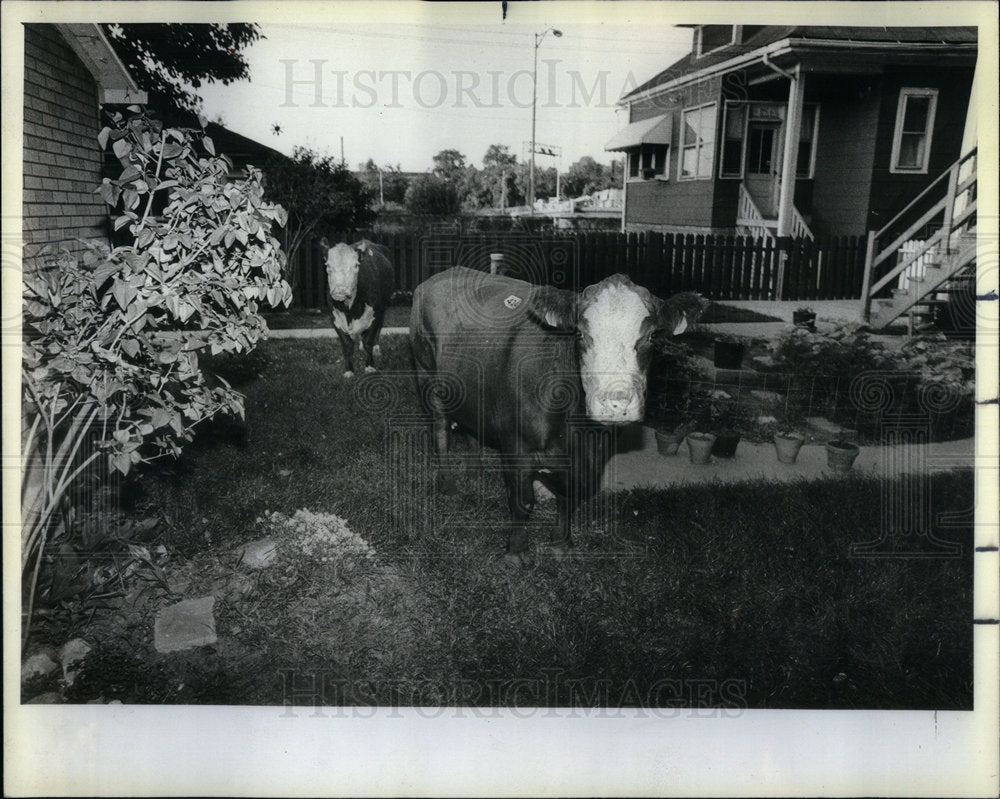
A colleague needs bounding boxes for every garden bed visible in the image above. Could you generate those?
[23,338,973,710]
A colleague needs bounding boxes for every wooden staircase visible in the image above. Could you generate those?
[862,149,977,330]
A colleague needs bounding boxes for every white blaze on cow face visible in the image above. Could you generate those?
[578,280,655,424]
[326,243,360,305]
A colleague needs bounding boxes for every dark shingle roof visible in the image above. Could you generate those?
[624,25,977,100]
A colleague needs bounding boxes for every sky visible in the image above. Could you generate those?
[197,8,693,173]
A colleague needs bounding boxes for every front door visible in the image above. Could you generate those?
[744,121,781,217]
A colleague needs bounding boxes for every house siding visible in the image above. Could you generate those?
[23,24,108,271]
[867,66,974,234]
[809,75,882,237]
[625,76,724,231]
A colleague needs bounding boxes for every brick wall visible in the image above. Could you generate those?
[23,24,109,271]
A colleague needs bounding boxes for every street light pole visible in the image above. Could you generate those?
[530,27,561,213]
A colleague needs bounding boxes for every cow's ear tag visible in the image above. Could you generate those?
[672,316,688,335]
[504,294,523,310]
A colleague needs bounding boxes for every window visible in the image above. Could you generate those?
[627,145,669,181]
[680,103,717,180]
[695,26,737,58]
[719,101,819,179]
[891,88,938,173]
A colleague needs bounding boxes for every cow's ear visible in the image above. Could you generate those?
[319,237,331,251]
[529,285,577,330]
[659,292,709,335]
[355,240,370,255]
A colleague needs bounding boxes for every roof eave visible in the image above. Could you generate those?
[55,23,148,105]
[619,37,978,107]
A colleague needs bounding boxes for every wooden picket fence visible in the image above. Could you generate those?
[293,231,867,309]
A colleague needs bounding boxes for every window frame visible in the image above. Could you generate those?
[626,144,670,183]
[678,101,718,182]
[718,100,820,180]
[890,87,938,174]
[694,25,739,59]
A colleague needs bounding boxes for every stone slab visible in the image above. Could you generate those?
[154,596,218,654]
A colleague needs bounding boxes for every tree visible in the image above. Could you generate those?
[481,145,521,208]
[432,149,467,185]
[262,147,374,291]
[514,163,557,203]
[358,159,409,205]
[404,175,460,216]
[102,23,263,114]
[21,108,291,641]
[562,156,621,198]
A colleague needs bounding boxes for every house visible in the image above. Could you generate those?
[606,26,977,241]
[22,23,146,271]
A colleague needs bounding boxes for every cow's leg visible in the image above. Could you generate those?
[536,470,574,555]
[334,327,356,378]
[501,461,536,564]
[361,313,384,373]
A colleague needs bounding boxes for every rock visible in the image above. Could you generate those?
[25,692,64,704]
[60,639,91,686]
[22,652,58,681]
[757,415,779,425]
[806,417,858,443]
[533,481,556,503]
[237,538,278,570]
[154,596,218,654]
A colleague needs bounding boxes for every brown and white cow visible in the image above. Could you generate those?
[410,266,706,562]
[324,239,395,377]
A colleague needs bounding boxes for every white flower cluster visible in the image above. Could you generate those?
[261,509,376,564]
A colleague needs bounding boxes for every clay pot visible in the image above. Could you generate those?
[686,432,716,465]
[826,439,860,473]
[713,340,745,369]
[773,432,805,464]
[655,429,684,456]
[711,430,741,458]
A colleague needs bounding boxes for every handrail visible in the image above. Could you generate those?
[873,147,977,239]
[862,148,977,323]
[790,205,814,240]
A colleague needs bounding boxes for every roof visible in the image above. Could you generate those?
[54,23,147,105]
[203,122,289,168]
[623,25,978,102]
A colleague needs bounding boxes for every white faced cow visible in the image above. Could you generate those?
[410,266,707,563]
[324,239,395,377]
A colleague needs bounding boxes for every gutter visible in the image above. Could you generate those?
[620,37,977,107]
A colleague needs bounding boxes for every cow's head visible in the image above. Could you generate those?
[324,240,364,305]
[531,275,707,424]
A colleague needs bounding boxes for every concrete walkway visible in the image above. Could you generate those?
[602,425,975,491]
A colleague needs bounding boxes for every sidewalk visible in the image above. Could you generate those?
[602,426,976,491]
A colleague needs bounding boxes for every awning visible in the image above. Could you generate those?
[604,114,672,151]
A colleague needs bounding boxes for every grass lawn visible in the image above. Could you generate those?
[32,337,973,710]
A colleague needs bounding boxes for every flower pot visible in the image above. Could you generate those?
[773,432,805,464]
[654,429,684,456]
[793,311,816,331]
[826,439,860,473]
[711,430,740,459]
[686,432,716,465]
[713,340,745,370]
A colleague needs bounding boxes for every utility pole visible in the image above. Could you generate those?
[530,28,562,212]
[340,136,345,166]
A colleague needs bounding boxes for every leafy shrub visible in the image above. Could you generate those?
[764,325,974,439]
[21,107,291,641]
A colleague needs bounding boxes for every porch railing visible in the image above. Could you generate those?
[861,148,978,322]
[737,183,814,241]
